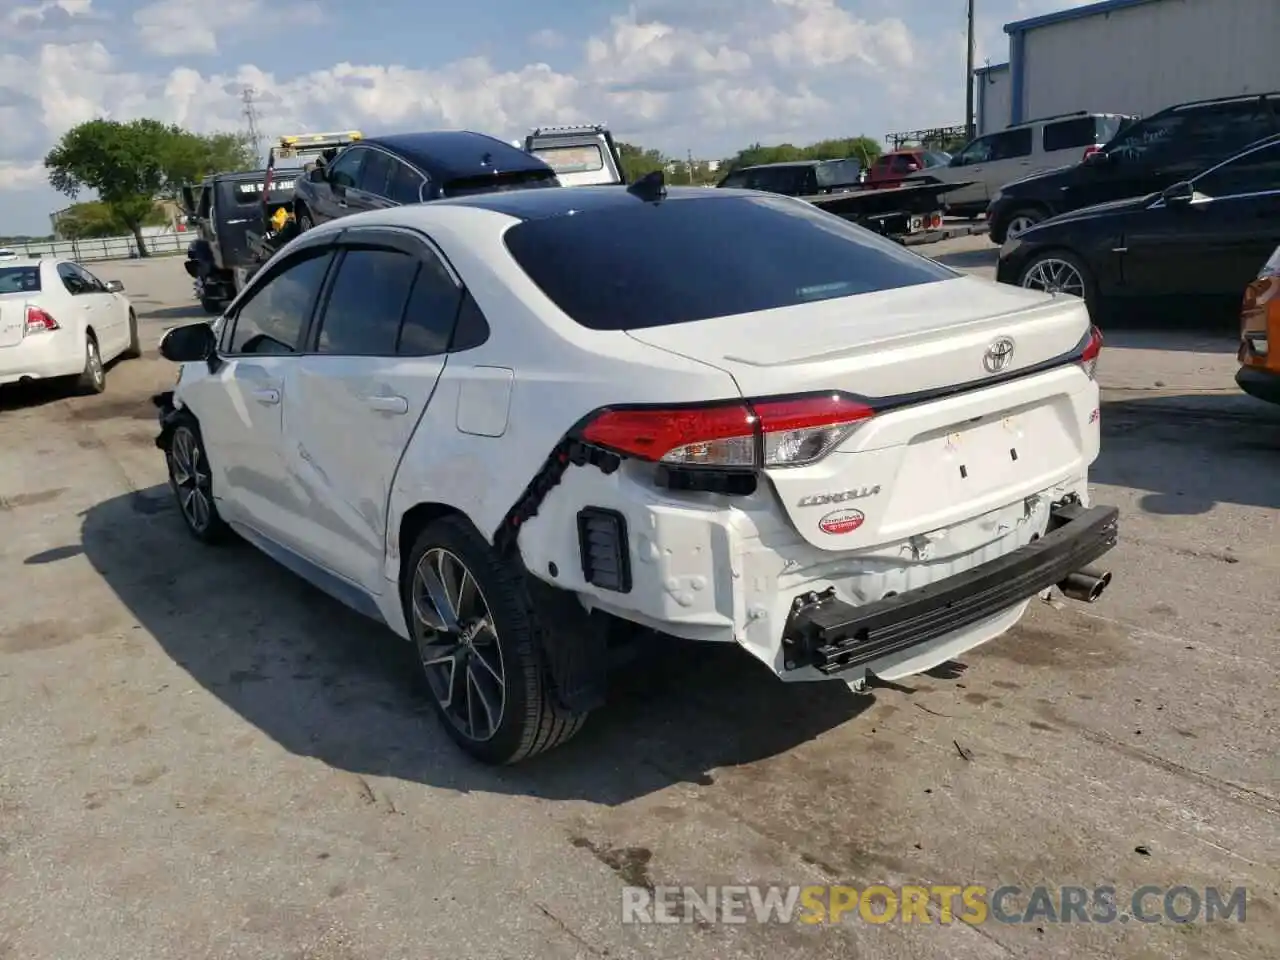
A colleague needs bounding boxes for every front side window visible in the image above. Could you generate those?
[72,264,105,292]
[228,250,332,354]
[955,136,994,165]
[1194,141,1280,198]
[312,247,419,355]
[503,193,957,331]
[326,147,367,189]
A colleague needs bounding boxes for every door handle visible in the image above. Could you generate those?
[366,394,408,415]
[252,387,280,405]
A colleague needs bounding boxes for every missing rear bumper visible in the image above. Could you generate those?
[782,501,1119,677]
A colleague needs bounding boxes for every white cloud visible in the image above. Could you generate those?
[5,0,94,24]
[132,0,324,57]
[0,0,985,224]
[0,160,46,190]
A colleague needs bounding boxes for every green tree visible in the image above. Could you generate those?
[56,200,169,240]
[722,135,883,174]
[44,119,256,256]
[616,141,666,182]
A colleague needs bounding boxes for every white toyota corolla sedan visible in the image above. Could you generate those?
[1,256,142,393]
[155,179,1118,764]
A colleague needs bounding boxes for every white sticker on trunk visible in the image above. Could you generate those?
[819,509,865,535]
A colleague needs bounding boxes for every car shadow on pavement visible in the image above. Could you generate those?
[76,487,879,803]
[1094,394,1280,513]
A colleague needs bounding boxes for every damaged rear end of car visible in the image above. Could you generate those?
[499,189,1118,688]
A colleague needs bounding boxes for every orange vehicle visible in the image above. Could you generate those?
[1236,244,1280,406]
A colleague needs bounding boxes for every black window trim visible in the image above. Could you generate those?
[1150,137,1280,207]
[298,225,479,359]
[218,239,339,357]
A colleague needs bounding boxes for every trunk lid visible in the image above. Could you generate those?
[0,296,30,348]
[625,275,1098,550]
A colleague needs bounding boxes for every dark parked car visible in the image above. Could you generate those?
[292,131,560,231]
[716,159,864,195]
[996,133,1280,325]
[987,92,1280,243]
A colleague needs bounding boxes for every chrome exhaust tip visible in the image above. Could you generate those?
[1058,566,1112,603]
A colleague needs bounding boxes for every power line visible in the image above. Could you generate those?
[241,86,264,167]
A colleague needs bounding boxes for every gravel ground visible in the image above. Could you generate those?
[1,244,1277,959]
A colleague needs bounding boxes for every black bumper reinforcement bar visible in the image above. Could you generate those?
[783,502,1119,677]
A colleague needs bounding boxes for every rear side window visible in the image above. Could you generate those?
[1043,117,1098,152]
[990,127,1033,160]
[386,160,426,205]
[313,247,419,355]
[358,150,393,196]
[502,194,957,330]
[397,254,464,356]
[0,265,40,294]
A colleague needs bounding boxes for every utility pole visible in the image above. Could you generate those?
[241,86,264,167]
[965,0,976,142]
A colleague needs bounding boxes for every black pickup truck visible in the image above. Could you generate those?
[716,159,971,241]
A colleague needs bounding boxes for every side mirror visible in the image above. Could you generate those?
[159,321,216,363]
[1084,151,1111,168]
[104,279,124,293]
[308,166,327,183]
[1161,181,1195,205]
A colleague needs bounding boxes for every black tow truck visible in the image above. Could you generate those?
[716,158,972,242]
[179,131,362,313]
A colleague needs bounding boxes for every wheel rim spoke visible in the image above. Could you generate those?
[411,548,506,743]
[1023,259,1083,298]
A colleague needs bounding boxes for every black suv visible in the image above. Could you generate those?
[987,92,1280,243]
[716,159,864,196]
[292,131,560,231]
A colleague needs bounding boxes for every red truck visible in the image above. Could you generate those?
[865,148,952,188]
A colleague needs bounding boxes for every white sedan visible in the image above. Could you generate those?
[154,180,1118,764]
[0,256,142,393]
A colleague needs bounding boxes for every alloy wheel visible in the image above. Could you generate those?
[170,426,213,533]
[411,548,506,742]
[87,340,104,389]
[1021,258,1086,298]
[1006,214,1040,239]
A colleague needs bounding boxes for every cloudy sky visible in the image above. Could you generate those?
[0,0,1090,234]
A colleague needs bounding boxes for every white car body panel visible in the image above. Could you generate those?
[166,197,1109,695]
[0,259,133,385]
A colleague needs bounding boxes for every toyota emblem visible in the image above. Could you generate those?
[983,337,1015,373]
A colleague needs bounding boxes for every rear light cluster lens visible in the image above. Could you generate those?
[1082,146,1101,161]
[580,393,875,469]
[928,212,943,230]
[25,306,58,334]
[1079,324,1103,380]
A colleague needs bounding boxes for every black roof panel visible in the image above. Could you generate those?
[434,185,755,220]
[365,131,553,180]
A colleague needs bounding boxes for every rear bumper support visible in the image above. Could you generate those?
[782,501,1119,676]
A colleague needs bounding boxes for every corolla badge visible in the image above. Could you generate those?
[983,336,1016,373]
[797,485,881,508]
[818,509,865,535]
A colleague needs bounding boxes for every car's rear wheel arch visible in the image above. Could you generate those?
[398,502,470,588]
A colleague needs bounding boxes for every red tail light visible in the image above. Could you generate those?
[1079,324,1103,379]
[580,393,876,469]
[1082,146,1101,161]
[25,306,59,334]
[928,212,943,229]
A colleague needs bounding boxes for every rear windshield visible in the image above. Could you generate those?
[0,265,41,294]
[443,169,559,197]
[531,143,605,174]
[502,194,957,330]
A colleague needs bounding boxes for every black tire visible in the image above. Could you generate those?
[296,204,315,232]
[123,310,142,359]
[1017,248,1100,317]
[74,333,106,395]
[164,415,231,545]
[200,297,224,315]
[402,515,588,764]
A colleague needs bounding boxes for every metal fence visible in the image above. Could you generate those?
[3,232,189,262]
